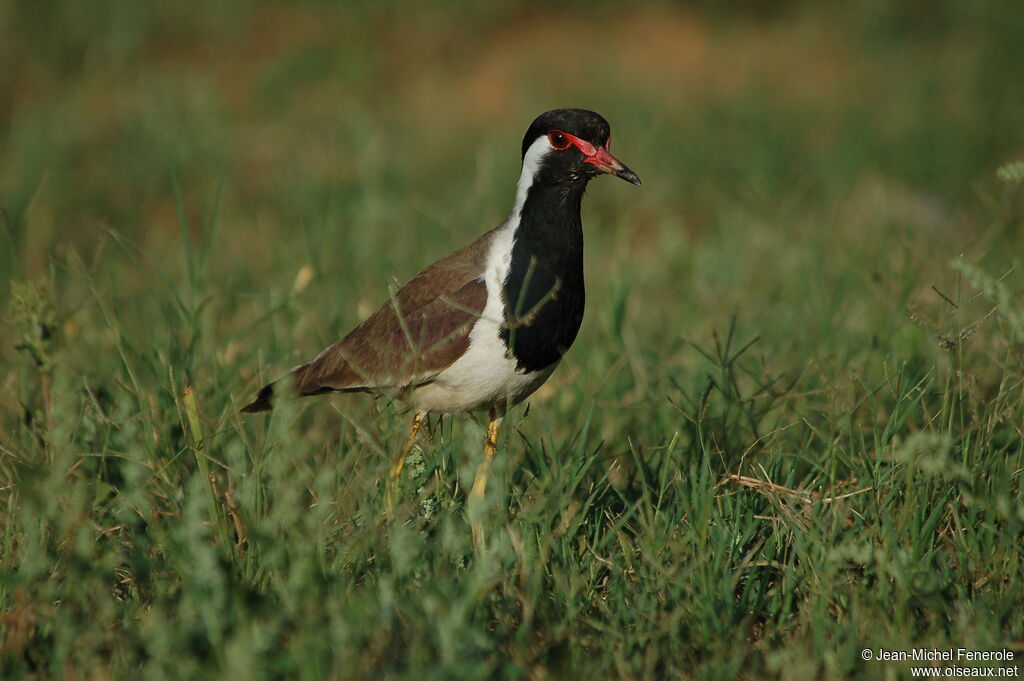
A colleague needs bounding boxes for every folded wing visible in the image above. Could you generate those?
[293,276,488,394]
[241,228,495,412]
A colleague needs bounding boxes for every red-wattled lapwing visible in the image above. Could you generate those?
[242,108,639,527]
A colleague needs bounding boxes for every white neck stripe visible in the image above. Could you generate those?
[511,136,551,218]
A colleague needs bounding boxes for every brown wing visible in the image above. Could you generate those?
[291,276,488,394]
[241,228,497,412]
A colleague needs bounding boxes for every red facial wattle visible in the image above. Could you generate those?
[548,129,641,186]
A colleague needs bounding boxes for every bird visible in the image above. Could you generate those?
[242,108,640,530]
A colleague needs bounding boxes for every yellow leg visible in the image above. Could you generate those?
[471,415,501,499]
[391,411,426,479]
[385,411,425,517]
[470,411,501,547]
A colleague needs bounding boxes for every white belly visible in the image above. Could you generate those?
[407,318,557,414]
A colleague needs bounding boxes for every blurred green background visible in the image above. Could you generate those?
[3,0,1023,400]
[2,1,1023,679]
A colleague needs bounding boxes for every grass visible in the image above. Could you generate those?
[2,1,1024,679]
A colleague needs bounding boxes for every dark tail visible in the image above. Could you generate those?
[241,383,275,413]
[242,361,355,413]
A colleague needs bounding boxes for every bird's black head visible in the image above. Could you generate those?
[519,108,641,188]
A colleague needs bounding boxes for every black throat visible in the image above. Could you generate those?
[500,181,587,372]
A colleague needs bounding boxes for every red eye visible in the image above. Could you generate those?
[548,130,571,150]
